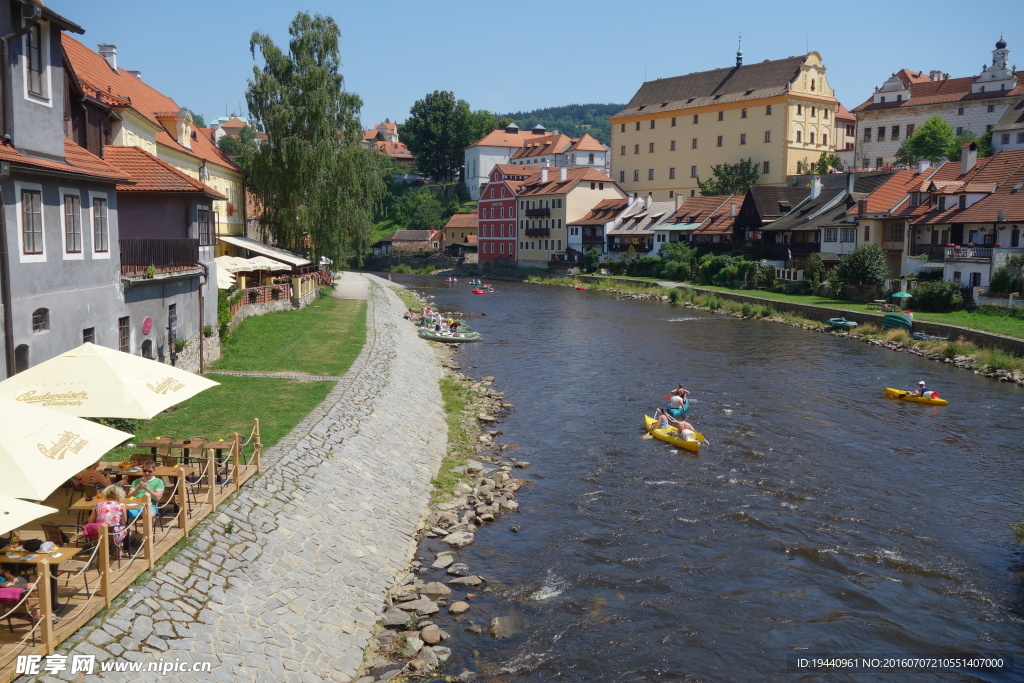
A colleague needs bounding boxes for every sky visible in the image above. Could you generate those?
[55,0,1020,132]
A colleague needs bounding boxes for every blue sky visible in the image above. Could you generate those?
[56,1,1019,131]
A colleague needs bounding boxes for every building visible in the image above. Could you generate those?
[992,97,1024,152]
[363,121,416,170]
[734,186,812,242]
[443,211,478,259]
[477,164,543,266]
[834,104,857,169]
[660,195,739,246]
[605,196,675,259]
[610,50,838,201]
[567,197,639,261]
[852,37,1021,169]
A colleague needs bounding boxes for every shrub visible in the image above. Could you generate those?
[705,295,722,310]
[988,265,1022,295]
[974,347,1024,372]
[757,304,774,317]
[741,302,754,317]
[939,337,977,357]
[910,279,972,312]
[769,281,789,293]
[698,255,737,285]
[667,288,683,304]
[885,329,911,344]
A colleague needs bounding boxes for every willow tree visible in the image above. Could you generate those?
[245,12,383,266]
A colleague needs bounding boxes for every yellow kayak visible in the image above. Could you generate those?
[644,415,704,452]
[884,387,948,406]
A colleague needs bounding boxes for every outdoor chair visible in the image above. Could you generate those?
[40,522,85,548]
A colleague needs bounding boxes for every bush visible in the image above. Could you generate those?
[910,279,972,312]
[757,304,774,317]
[698,255,737,285]
[939,337,977,357]
[741,302,754,317]
[667,288,683,304]
[988,265,1022,295]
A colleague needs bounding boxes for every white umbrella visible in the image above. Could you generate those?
[0,398,132,499]
[0,343,219,420]
[0,493,57,535]
[214,255,259,273]
[247,256,292,272]
[216,267,236,290]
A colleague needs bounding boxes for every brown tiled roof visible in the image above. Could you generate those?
[517,167,615,196]
[669,195,734,223]
[103,146,225,196]
[375,140,414,160]
[834,103,856,122]
[492,164,545,179]
[467,128,544,149]
[569,198,632,226]
[853,76,1023,113]
[0,139,130,183]
[613,54,810,118]
[854,170,926,215]
[694,199,741,235]
[994,96,1024,132]
[566,133,607,152]
[904,157,994,224]
[386,230,436,242]
[949,149,1024,222]
[444,211,478,229]
[511,134,573,160]
[745,186,811,221]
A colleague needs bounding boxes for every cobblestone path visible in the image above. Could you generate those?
[47,275,446,682]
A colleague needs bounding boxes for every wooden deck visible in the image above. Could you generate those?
[1,429,261,680]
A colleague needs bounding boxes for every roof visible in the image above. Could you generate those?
[511,134,573,160]
[375,140,414,160]
[569,198,633,226]
[517,167,616,196]
[899,157,993,224]
[0,139,130,183]
[444,212,478,229]
[669,195,735,223]
[852,75,1023,113]
[694,198,741,235]
[744,186,811,221]
[834,103,856,122]
[386,230,438,242]
[613,54,811,119]
[37,2,84,34]
[217,235,311,266]
[766,188,850,232]
[855,170,928,215]
[607,200,675,236]
[468,128,544,149]
[567,134,607,152]
[102,146,224,196]
[994,96,1024,132]
[947,149,1024,222]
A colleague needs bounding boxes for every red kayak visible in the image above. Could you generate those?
[472,289,486,295]
[575,285,587,290]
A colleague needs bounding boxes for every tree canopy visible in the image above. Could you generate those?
[894,115,966,165]
[830,243,888,297]
[244,11,384,266]
[401,91,475,184]
[498,103,623,145]
[697,158,760,196]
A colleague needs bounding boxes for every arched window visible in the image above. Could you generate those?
[811,79,816,91]
[14,345,29,373]
[31,308,49,333]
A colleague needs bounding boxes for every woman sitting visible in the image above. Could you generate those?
[88,485,128,556]
[75,461,112,490]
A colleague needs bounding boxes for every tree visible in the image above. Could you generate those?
[245,12,384,266]
[896,115,956,164]
[216,125,259,166]
[830,243,888,299]
[817,151,842,173]
[584,247,602,273]
[395,188,444,230]
[697,158,760,196]
[402,91,474,183]
[804,253,825,290]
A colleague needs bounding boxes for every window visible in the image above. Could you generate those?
[938,196,946,211]
[648,169,655,180]
[956,127,964,136]
[1012,227,1020,247]
[1017,133,1024,144]
[633,170,639,181]
[620,124,625,132]
[83,327,95,344]
[717,135,723,147]
[32,308,49,333]
[763,161,770,174]
[21,189,42,255]
[864,158,871,168]
[669,167,676,179]
[26,23,45,98]
[891,125,900,140]
[811,107,817,118]
[824,228,837,242]
[840,227,856,242]
[718,111,724,121]
[764,131,771,143]
[588,153,594,164]
[796,131,802,143]
[907,124,915,138]
[876,157,883,168]
[636,122,641,131]
[863,128,872,141]
[811,79,816,91]
[690,165,698,178]
[740,133,747,145]
[671,117,676,127]
[846,124,855,136]
[1002,134,1011,145]
[692,138,698,149]
[63,194,82,253]
[796,104,802,115]
[958,107,964,115]
[822,134,827,147]
[634,144,640,154]
[620,145,626,155]
[824,109,830,119]
[958,195,966,209]
[619,171,625,182]
[650,120,655,129]
[693,114,699,124]
[649,142,655,153]
[987,104,995,113]
[766,105,773,115]
[670,140,676,151]
[197,206,212,246]
[863,225,870,242]
[809,132,815,144]
[877,126,885,140]
[741,108,747,119]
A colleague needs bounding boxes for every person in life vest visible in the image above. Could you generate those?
[909,380,938,398]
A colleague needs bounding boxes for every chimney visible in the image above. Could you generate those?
[857,199,867,217]
[98,44,117,71]
[540,168,548,183]
[730,202,736,217]
[961,141,977,175]
[918,159,931,174]
[126,70,142,80]
[560,167,567,182]
[847,171,855,195]
[929,69,943,81]
[644,193,652,210]
[811,176,822,199]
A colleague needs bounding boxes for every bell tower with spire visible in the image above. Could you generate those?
[736,33,743,68]
[972,35,1016,94]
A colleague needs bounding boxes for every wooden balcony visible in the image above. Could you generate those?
[882,240,904,252]
[608,241,653,252]
[120,238,200,276]
[525,208,550,217]
[524,227,550,237]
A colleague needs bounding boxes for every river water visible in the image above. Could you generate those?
[398,277,1024,682]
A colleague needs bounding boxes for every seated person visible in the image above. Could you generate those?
[909,380,927,397]
[87,485,128,555]
[0,568,40,624]
[666,391,689,419]
[666,414,698,441]
[126,461,164,520]
[75,461,112,490]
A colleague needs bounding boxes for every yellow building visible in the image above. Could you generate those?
[516,167,626,269]
[611,51,838,201]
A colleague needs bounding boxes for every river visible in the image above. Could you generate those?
[398,276,1024,682]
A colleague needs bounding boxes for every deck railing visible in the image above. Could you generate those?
[119,238,200,276]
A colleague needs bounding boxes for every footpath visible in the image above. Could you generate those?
[43,272,446,682]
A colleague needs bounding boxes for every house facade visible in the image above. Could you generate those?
[610,51,838,201]
[834,104,857,169]
[477,164,542,267]
[992,96,1024,152]
[852,38,1021,169]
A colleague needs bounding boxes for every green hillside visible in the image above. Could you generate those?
[498,103,624,146]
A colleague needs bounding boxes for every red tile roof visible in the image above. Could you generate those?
[569,198,632,225]
[517,167,616,196]
[669,195,734,223]
[374,140,414,160]
[511,134,574,160]
[566,133,607,152]
[899,158,994,224]
[949,149,1024,222]
[855,170,928,215]
[0,139,130,183]
[834,103,856,122]
[102,146,225,197]
[468,128,545,149]
[853,75,1023,112]
[444,211,478,229]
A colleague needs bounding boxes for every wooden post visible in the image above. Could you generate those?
[232,432,241,493]
[142,493,154,571]
[99,524,111,608]
[252,418,262,472]
[38,562,54,653]
[177,466,189,535]
[207,443,216,508]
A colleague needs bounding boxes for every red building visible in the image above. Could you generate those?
[477,164,543,266]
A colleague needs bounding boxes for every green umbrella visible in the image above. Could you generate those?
[891,291,913,298]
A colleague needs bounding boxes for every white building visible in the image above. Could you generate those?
[992,96,1024,151]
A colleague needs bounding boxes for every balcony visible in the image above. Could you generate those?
[525,208,550,217]
[608,241,653,253]
[120,238,200,277]
[582,235,605,248]
[909,243,945,260]
[524,227,550,237]
[548,255,582,269]
[882,240,904,252]
[945,245,992,262]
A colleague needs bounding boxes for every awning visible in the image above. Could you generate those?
[216,268,236,290]
[248,255,292,271]
[218,235,311,267]
[215,255,260,274]
[658,223,701,232]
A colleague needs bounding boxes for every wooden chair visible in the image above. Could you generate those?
[0,578,39,644]
[40,522,84,548]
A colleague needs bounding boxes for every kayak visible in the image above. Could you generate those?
[472,289,486,294]
[445,278,459,283]
[827,317,858,329]
[884,387,948,406]
[418,328,483,343]
[912,331,948,341]
[575,285,587,290]
[643,415,704,453]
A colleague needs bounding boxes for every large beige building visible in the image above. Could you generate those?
[610,51,838,201]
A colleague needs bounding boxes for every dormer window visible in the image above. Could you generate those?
[25,22,48,100]
[958,195,966,210]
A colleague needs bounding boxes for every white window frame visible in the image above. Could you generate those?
[16,181,46,263]
[59,187,85,260]
[90,192,111,258]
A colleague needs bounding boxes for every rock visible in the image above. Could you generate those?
[478,414,495,423]
[431,554,455,570]
[449,575,483,587]
[509,525,521,533]
[421,582,452,597]
[447,562,471,576]
[442,532,475,548]
[397,598,439,615]
[383,607,411,628]
[465,622,481,634]
[400,636,424,657]
[489,616,516,639]
[421,624,442,645]
[452,482,473,496]
[419,646,439,671]
[499,499,519,512]
[432,646,453,664]
[404,658,425,674]
[465,459,484,473]
[449,601,470,615]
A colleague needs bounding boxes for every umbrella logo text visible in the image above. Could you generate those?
[37,430,89,461]
[15,390,89,407]
[147,377,185,395]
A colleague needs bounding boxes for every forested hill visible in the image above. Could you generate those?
[498,103,624,146]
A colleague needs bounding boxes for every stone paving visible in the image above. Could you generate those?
[44,274,446,682]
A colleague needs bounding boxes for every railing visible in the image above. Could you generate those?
[525,208,550,217]
[524,227,550,237]
[582,236,605,247]
[882,240,904,252]
[229,284,293,316]
[909,243,945,259]
[945,246,992,261]
[608,242,653,252]
[119,238,200,276]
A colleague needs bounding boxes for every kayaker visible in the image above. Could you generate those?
[666,392,688,419]
[653,409,672,430]
[910,380,927,396]
[667,414,697,441]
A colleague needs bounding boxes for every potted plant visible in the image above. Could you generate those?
[202,325,213,338]
[994,242,1002,247]
[174,339,187,352]
[248,289,258,302]
[271,285,282,299]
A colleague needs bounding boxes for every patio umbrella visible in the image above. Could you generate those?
[247,256,292,271]
[216,267,236,290]
[0,493,57,535]
[0,398,132,499]
[892,291,913,298]
[0,343,219,420]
